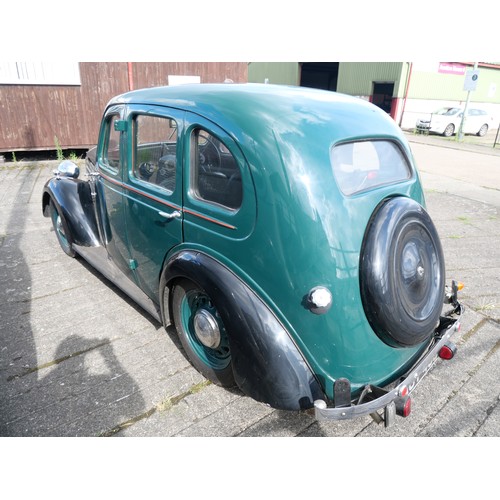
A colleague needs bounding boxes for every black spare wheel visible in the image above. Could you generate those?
[360,197,445,347]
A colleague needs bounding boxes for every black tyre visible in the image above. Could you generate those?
[477,124,488,137]
[360,197,445,348]
[171,279,235,387]
[443,123,455,137]
[49,200,76,257]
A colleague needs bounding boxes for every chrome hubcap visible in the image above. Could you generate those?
[193,309,221,348]
[416,265,425,280]
[56,216,65,236]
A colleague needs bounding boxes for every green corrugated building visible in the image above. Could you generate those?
[248,62,500,130]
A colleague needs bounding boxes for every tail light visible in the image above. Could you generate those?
[439,342,457,360]
[395,395,412,417]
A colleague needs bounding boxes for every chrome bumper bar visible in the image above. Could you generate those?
[314,313,462,423]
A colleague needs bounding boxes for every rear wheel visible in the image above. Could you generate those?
[171,279,235,387]
[443,123,455,137]
[49,200,76,257]
[360,198,445,347]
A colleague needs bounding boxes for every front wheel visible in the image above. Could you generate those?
[171,279,235,387]
[49,200,76,257]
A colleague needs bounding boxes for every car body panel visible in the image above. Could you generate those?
[42,176,99,247]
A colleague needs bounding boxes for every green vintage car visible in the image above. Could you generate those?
[42,83,462,426]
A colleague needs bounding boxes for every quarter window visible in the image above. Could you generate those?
[133,115,178,192]
[102,114,121,172]
[331,140,411,196]
[191,129,242,210]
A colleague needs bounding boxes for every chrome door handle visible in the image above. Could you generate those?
[158,210,181,220]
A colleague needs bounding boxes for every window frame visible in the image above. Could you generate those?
[130,112,179,194]
[189,127,243,211]
[99,113,122,175]
[330,138,413,197]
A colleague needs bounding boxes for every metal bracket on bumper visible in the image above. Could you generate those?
[314,296,463,426]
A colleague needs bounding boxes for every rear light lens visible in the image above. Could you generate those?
[395,395,412,417]
[439,342,457,360]
[402,397,411,417]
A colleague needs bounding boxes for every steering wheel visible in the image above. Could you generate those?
[199,137,221,172]
[138,161,155,180]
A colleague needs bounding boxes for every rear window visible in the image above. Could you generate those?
[330,140,411,196]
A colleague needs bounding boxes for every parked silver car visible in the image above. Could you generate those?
[416,107,493,137]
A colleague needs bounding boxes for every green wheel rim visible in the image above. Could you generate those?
[180,289,231,370]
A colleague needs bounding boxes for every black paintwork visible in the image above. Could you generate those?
[360,197,445,347]
[42,177,100,247]
[160,250,326,411]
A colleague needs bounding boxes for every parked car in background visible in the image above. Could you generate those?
[416,107,493,137]
[42,84,463,427]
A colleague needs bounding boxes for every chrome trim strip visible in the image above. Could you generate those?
[99,171,236,230]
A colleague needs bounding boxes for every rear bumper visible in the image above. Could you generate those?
[313,302,463,425]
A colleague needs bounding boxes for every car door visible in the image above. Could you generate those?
[96,105,134,279]
[464,109,481,134]
[182,113,256,257]
[122,105,184,302]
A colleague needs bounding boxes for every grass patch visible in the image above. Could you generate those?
[457,215,472,225]
[476,302,496,312]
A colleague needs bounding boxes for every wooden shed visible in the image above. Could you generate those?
[0,62,248,153]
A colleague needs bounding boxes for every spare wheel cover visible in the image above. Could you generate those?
[360,197,445,347]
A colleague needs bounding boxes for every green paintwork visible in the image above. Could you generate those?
[102,83,429,399]
[121,105,184,301]
[114,119,128,132]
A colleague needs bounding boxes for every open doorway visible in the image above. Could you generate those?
[300,63,339,91]
[372,82,395,115]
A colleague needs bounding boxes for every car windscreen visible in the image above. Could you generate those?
[434,107,460,116]
[330,140,412,196]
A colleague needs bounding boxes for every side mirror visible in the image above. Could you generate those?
[56,160,80,179]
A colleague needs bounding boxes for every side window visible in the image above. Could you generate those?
[102,114,121,172]
[133,115,178,192]
[191,129,243,210]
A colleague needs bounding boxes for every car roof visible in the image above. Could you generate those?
[108,83,401,146]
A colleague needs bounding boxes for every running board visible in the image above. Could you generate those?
[73,244,162,323]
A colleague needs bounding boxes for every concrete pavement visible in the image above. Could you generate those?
[0,136,499,437]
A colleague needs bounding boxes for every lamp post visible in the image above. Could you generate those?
[458,62,478,141]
